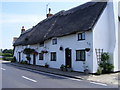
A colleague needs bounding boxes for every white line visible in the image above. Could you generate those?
[90,82,107,86]
[69,78,82,81]
[20,68,83,81]
[1,68,6,70]
[22,76,37,83]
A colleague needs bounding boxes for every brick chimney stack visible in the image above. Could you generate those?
[47,8,53,18]
[21,26,25,33]
[13,37,18,44]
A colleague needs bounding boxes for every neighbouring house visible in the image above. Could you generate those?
[13,0,120,73]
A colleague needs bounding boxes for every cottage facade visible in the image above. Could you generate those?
[13,1,120,73]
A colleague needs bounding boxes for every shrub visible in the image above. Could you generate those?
[4,57,14,61]
[23,48,35,55]
[20,60,28,64]
[2,53,12,57]
[98,52,114,74]
[96,67,103,75]
[11,56,16,62]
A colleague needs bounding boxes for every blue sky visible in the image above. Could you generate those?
[1,0,90,49]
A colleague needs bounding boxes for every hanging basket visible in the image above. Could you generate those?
[59,46,63,51]
[85,48,90,52]
[41,50,48,53]
[32,51,38,55]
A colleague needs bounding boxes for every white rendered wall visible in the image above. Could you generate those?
[93,2,119,73]
[14,31,93,73]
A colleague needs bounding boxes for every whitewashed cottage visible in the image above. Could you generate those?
[13,0,120,73]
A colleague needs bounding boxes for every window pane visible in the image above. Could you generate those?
[76,50,85,61]
[82,33,85,40]
[78,33,82,40]
[76,51,81,60]
[51,52,56,61]
[81,51,85,60]
[39,53,43,60]
[52,39,57,45]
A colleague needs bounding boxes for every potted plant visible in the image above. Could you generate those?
[41,50,48,54]
[59,46,63,51]
[66,65,72,72]
[85,48,90,52]
[60,64,65,71]
[45,63,49,68]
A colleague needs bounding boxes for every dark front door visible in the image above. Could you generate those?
[18,52,21,62]
[33,54,36,65]
[65,48,72,68]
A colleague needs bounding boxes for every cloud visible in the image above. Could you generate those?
[1,13,46,24]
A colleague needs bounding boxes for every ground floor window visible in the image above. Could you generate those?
[39,53,43,60]
[76,50,85,61]
[51,52,56,61]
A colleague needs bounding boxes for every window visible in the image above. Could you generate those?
[52,38,57,45]
[39,42,44,47]
[51,52,56,61]
[76,50,85,61]
[39,53,44,60]
[78,32,85,40]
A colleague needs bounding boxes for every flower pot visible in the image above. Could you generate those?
[84,69,89,75]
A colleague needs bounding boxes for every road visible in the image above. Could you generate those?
[1,61,118,88]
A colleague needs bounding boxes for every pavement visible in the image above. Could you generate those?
[2,60,120,87]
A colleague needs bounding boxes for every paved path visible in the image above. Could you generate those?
[2,61,117,88]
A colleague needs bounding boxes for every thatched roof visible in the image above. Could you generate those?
[14,1,107,46]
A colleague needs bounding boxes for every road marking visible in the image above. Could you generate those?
[22,76,37,83]
[20,67,83,82]
[1,68,6,70]
[69,78,82,81]
[90,82,107,86]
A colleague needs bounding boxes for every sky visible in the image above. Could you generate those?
[0,0,92,49]
[0,0,119,49]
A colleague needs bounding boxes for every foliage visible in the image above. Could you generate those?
[96,67,103,75]
[101,52,109,62]
[2,49,13,54]
[97,52,114,74]
[3,57,14,61]
[20,60,28,64]
[11,56,17,62]
[2,53,12,57]
[26,55,31,64]
[23,48,35,55]
[0,52,3,56]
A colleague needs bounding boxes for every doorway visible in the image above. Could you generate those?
[65,48,72,68]
[18,52,21,62]
[33,54,36,65]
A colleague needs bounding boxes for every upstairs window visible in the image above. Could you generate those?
[78,32,85,40]
[76,50,85,61]
[39,53,44,60]
[51,52,56,61]
[52,38,57,45]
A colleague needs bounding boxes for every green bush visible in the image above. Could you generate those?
[3,57,14,61]
[2,53,12,57]
[11,56,16,62]
[96,67,103,75]
[98,52,114,74]
[20,60,28,64]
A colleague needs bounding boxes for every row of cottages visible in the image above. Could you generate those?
[13,0,120,73]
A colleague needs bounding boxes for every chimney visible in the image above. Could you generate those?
[21,26,25,33]
[13,37,18,44]
[47,8,53,18]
